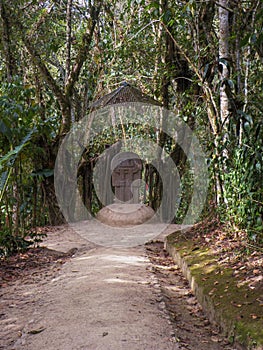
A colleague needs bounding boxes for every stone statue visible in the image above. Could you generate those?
[111,152,142,203]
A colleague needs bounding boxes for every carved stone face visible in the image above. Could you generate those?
[111,152,142,203]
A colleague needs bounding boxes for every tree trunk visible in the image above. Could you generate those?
[217,0,230,204]
[65,0,72,82]
[43,176,65,225]
[6,3,101,225]
[0,1,16,81]
[219,0,230,134]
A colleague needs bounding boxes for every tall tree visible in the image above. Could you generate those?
[0,0,102,224]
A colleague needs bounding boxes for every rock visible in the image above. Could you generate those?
[96,203,155,226]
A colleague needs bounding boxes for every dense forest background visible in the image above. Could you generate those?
[0,0,262,256]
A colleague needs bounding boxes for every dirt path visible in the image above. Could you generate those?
[1,225,235,350]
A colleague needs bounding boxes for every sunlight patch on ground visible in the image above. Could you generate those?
[104,278,139,284]
[101,255,148,265]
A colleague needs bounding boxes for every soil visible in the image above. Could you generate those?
[0,224,245,350]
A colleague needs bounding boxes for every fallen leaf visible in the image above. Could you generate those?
[28,327,45,335]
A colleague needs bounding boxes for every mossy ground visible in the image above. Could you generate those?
[167,232,263,349]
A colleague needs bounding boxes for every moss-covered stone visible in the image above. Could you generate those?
[165,231,263,350]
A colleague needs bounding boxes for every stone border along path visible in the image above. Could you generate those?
[164,230,263,350]
[1,224,234,350]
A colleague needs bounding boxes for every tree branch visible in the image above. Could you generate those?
[28,4,54,39]
[22,31,66,105]
[65,0,73,81]
[16,19,72,134]
[65,3,101,97]
[0,1,15,80]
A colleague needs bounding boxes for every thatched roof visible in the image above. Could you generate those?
[90,82,161,111]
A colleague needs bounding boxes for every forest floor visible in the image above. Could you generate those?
[170,218,263,295]
[165,219,263,349]
[0,223,261,350]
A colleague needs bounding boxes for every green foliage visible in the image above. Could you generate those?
[0,229,32,257]
[0,77,49,251]
[223,120,263,244]
[175,165,194,224]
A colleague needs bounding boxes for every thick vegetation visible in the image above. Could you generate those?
[0,0,262,255]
